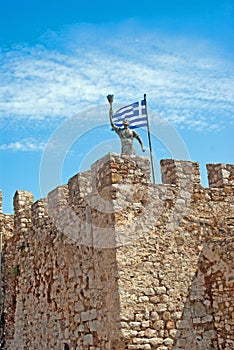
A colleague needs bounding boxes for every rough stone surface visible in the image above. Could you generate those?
[0,153,233,350]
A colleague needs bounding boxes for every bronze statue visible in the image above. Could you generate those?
[107,95,145,155]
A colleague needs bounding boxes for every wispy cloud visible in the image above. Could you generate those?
[0,23,233,133]
[0,138,46,151]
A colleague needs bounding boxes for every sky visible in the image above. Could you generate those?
[0,0,233,213]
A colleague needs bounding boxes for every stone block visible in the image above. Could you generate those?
[81,309,97,322]
[83,334,93,345]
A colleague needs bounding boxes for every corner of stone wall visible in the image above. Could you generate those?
[206,163,234,188]
[87,153,152,248]
[91,152,151,194]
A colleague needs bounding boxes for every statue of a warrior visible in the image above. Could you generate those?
[107,95,145,155]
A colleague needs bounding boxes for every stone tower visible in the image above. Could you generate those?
[0,153,233,349]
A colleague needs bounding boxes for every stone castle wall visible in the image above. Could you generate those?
[0,153,233,350]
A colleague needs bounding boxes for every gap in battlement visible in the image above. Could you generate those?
[154,159,162,184]
[0,188,15,215]
[199,162,209,188]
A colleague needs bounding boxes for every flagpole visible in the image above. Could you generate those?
[144,94,156,184]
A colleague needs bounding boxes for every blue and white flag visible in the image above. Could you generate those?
[113,100,147,129]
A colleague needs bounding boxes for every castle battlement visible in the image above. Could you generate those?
[0,153,233,350]
[1,154,233,227]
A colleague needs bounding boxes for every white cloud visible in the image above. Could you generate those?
[0,23,233,133]
[0,138,46,152]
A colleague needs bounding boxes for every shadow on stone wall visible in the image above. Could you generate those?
[172,237,234,350]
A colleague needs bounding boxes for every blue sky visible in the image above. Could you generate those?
[0,0,233,213]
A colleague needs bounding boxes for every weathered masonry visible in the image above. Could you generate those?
[0,153,233,350]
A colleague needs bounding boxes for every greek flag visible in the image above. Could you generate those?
[113,100,147,129]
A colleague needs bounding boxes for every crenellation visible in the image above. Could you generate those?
[31,198,48,226]
[160,159,201,186]
[48,184,69,210]
[0,213,14,244]
[13,190,34,233]
[1,153,234,350]
[207,163,234,188]
[47,184,70,235]
[68,170,92,205]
